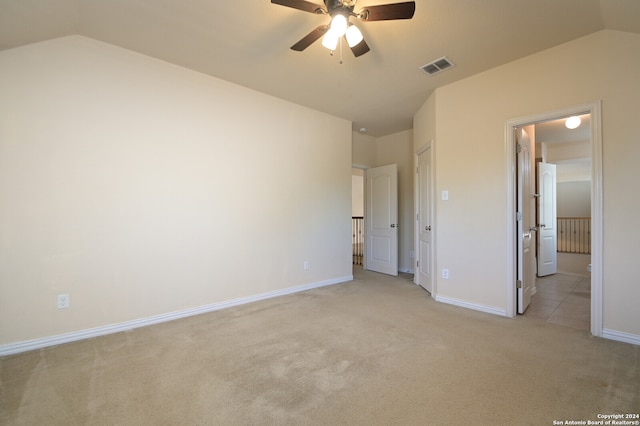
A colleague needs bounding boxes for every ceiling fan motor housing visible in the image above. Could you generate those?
[324,0,355,17]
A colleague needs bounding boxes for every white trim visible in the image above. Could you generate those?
[414,150,420,286]
[588,103,603,338]
[0,275,353,356]
[415,142,431,156]
[504,102,603,337]
[435,295,507,317]
[505,122,517,317]
[602,329,640,346]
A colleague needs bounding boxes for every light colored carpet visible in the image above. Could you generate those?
[1,268,638,425]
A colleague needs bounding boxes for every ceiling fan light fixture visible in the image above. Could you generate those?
[345,24,363,47]
[330,14,348,37]
[322,29,340,50]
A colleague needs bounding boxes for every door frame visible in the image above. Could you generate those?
[352,164,368,269]
[505,101,603,337]
[414,142,435,295]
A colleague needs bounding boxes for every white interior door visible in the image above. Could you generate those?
[417,148,433,293]
[365,164,398,276]
[537,162,557,276]
[517,127,536,313]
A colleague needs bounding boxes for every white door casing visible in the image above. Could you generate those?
[505,101,602,338]
[417,148,433,293]
[537,162,557,277]
[517,127,536,313]
[365,164,398,276]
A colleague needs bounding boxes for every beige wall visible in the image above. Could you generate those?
[352,132,376,168]
[414,30,640,338]
[414,93,436,150]
[557,182,591,218]
[0,36,353,346]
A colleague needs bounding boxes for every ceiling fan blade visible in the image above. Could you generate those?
[359,1,415,21]
[291,25,329,51]
[349,38,370,57]
[271,0,326,14]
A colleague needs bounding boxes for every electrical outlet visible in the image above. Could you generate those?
[303,261,310,270]
[57,294,70,309]
[442,269,449,279]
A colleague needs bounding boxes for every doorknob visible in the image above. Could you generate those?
[529,226,538,232]
[425,226,431,231]
[539,224,546,228]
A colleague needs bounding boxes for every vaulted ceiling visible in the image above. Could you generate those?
[2,0,639,137]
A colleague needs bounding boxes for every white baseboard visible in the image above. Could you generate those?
[0,275,353,356]
[398,268,414,274]
[602,328,640,346]
[435,295,507,317]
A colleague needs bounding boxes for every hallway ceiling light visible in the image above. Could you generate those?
[565,116,581,129]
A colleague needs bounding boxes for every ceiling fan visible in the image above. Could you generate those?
[271,0,416,58]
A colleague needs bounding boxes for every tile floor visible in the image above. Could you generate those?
[524,272,591,330]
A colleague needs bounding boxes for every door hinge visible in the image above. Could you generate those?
[516,143,522,154]
[416,213,419,221]
[417,261,419,267]
[516,211,522,221]
[416,167,419,174]
[516,280,523,289]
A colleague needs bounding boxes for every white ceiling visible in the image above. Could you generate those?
[2,0,640,137]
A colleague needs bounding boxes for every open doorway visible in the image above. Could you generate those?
[517,114,592,329]
[535,115,592,276]
[352,164,400,276]
[506,102,603,337]
[352,168,364,268]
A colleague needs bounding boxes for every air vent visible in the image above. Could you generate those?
[419,56,455,75]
